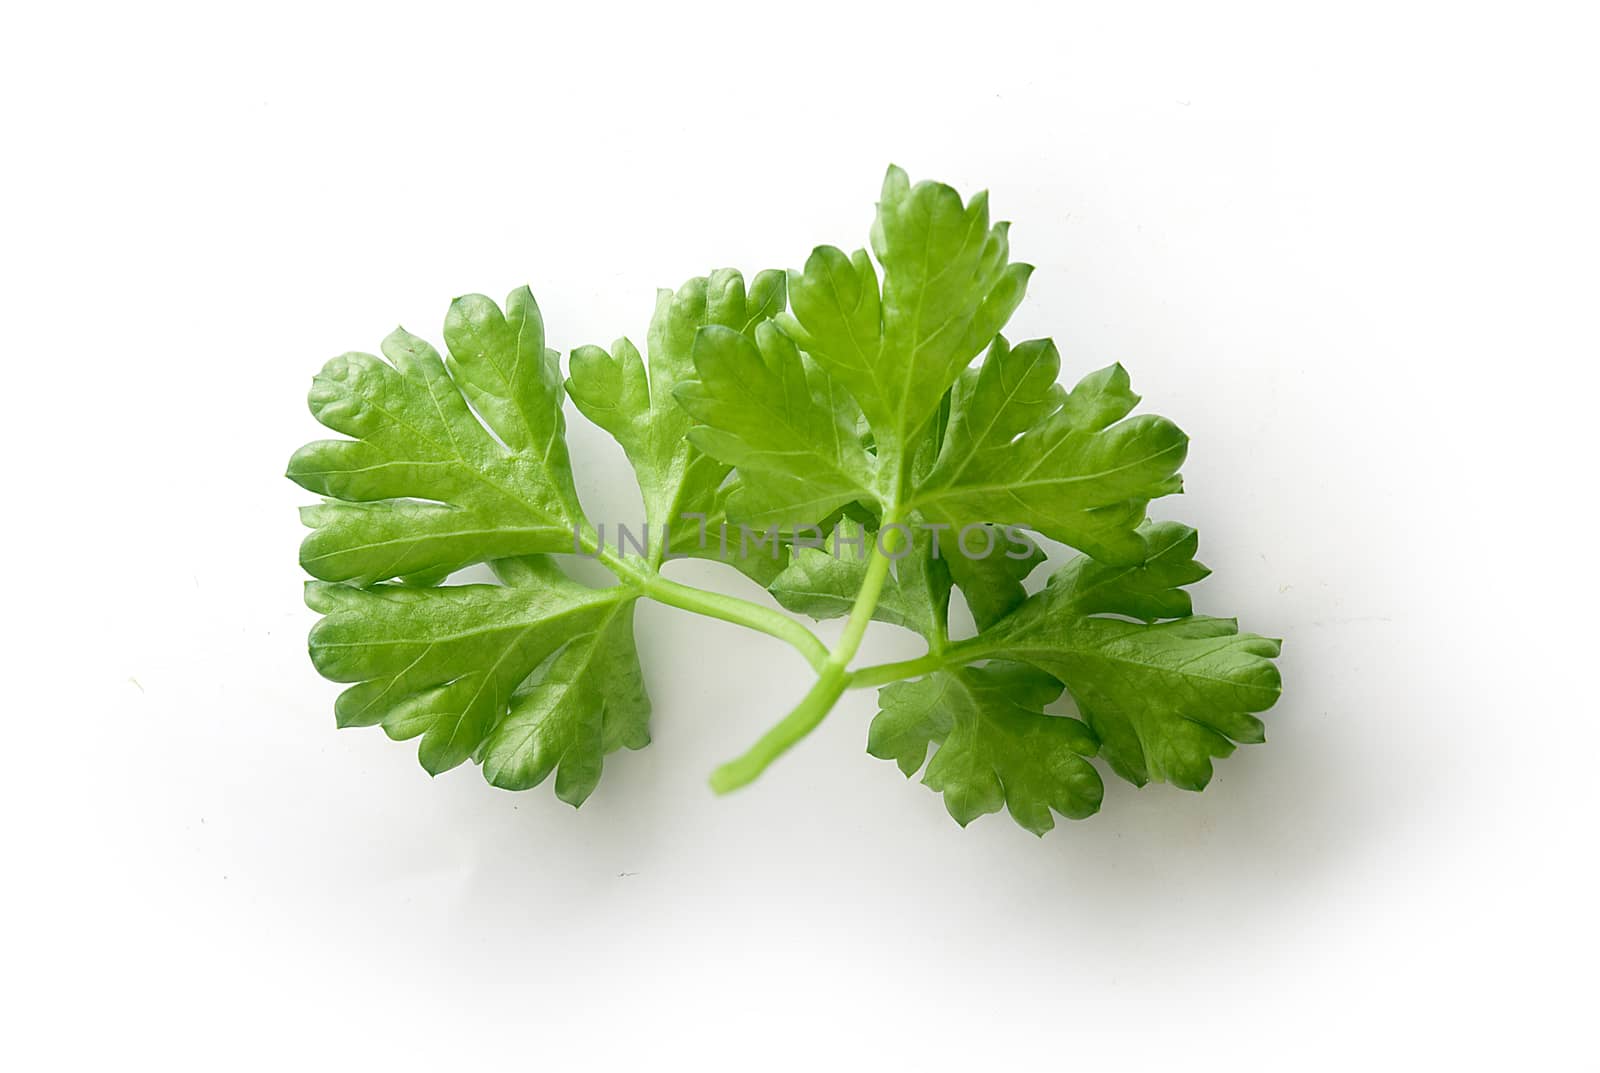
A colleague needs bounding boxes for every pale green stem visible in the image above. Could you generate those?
[844,627,997,689]
[584,532,828,671]
[709,515,902,793]
[640,574,829,671]
[846,651,949,689]
[707,663,852,794]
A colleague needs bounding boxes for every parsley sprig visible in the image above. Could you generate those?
[289,167,1281,832]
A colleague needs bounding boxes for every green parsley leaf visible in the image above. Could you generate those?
[305,556,643,779]
[870,662,1102,834]
[781,165,1030,450]
[970,522,1280,791]
[480,568,650,805]
[938,524,1047,630]
[674,321,877,529]
[912,336,1187,566]
[288,289,583,585]
[685,168,1185,570]
[865,523,1279,831]
[568,269,788,570]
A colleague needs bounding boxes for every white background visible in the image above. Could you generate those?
[4,2,1596,1068]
